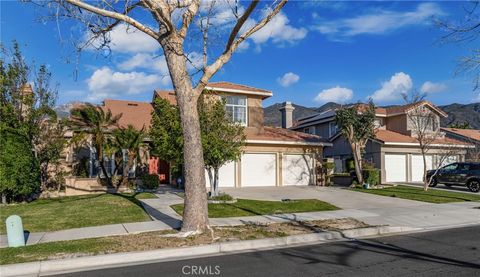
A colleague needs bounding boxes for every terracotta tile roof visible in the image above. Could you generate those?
[102,99,153,130]
[385,101,448,117]
[374,129,470,146]
[206,81,271,94]
[442,128,480,142]
[154,82,272,101]
[246,127,329,144]
[154,90,177,105]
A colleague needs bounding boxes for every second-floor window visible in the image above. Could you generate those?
[411,115,437,132]
[329,122,339,137]
[223,95,247,125]
[304,126,315,135]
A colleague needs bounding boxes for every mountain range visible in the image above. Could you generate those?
[55,101,480,129]
[264,102,480,129]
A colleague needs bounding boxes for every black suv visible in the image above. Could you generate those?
[426,162,480,193]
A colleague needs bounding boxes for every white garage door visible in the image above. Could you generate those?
[205,161,236,188]
[385,154,407,183]
[282,154,314,186]
[411,155,433,182]
[439,155,458,167]
[241,153,276,187]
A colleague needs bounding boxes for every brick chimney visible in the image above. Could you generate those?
[279,101,295,129]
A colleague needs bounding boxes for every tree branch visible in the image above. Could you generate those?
[63,0,160,40]
[224,0,259,51]
[195,0,288,93]
[179,0,200,38]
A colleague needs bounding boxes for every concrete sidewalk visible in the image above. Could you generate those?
[1,187,479,248]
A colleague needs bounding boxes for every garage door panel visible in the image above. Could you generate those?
[385,154,406,183]
[411,155,433,182]
[205,161,236,188]
[282,154,313,186]
[241,153,276,187]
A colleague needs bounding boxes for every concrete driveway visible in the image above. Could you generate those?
[221,186,425,210]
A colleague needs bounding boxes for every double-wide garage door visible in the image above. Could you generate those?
[385,153,457,183]
[205,153,314,187]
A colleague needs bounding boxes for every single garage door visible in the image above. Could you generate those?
[385,154,407,182]
[282,154,314,186]
[241,153,276,187]
[205,161,236,188]
[411,155,433,182]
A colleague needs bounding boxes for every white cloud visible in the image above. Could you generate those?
[118,53,169,75]
[315,86,353,103]
[87,24,159,53]
[369,72,413,102]
[86,67,162,101]
[315,3,444,39]
[420,81,447,94]
[277,72,300,87]
[247,10,307,45]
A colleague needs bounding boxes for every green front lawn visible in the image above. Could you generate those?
[352,185,480,204]
[171,199,339,218]
[0,193,156,234]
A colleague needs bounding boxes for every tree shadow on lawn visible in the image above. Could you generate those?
[369,188,476,202]
[113,192,149,211]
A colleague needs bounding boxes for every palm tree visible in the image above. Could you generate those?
[113,125,146,186]
[69,103,121,183]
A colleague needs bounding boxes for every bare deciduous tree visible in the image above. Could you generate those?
[436,1,480,93]
[403,92,444,191]
[35,0,288,234]
[427,144,463,188]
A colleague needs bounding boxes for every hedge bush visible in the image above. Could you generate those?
[362,169,380,186]
[139,174,160,190]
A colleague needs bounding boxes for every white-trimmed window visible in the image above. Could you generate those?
[223,95,247,125]
[329,122,339,137]
[304,126,315,135]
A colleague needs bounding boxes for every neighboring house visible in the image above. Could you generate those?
[442,127,480,161]
[67,82,331,190]
[291,101,472,184]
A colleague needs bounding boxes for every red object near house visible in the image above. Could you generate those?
[148,157,170,184]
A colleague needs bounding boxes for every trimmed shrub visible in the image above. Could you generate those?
[346,158,355,172]
[362,168,380,186]
[208,193,234,201]
[139,174,160,190]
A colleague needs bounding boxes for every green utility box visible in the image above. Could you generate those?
[6,215,26,247]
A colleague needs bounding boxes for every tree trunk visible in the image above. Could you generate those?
[207,167,214,197]
[122,152,135,187]
[1,193,7,204]
[96,143,111,186]
[351,144,364,184]
[163,41,209,233]
[422,151,428,191]
[213,167,219,197]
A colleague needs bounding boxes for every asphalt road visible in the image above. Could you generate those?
[58,225,480,277]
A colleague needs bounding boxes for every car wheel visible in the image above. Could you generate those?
[429,177,438,187]
[467,180,480,193]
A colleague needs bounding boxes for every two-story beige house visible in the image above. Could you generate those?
[68,82,331,192]
[153,82,331,187]
[291,101,472,184]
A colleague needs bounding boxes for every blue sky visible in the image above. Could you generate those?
[1,1,479,107]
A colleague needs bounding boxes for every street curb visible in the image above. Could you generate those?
[0,226,422,277]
